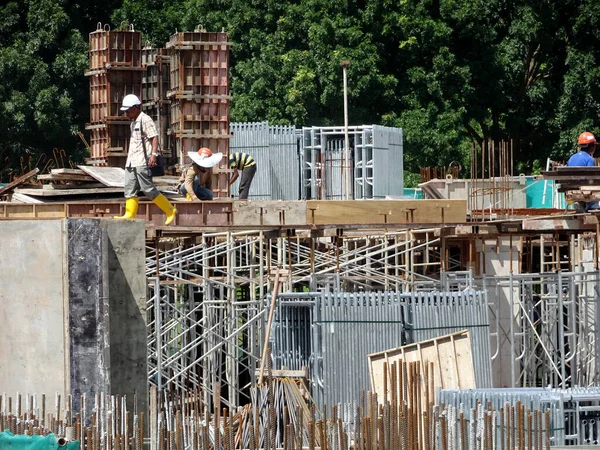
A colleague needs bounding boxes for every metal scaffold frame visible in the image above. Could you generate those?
[145,229,443,408]
[146,228,600,409]
[484,271,600,388]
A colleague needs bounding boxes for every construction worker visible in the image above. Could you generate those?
[114,94,177,225]
[178,148,223,201]
[229,152,256,200]
[567,131,598,212]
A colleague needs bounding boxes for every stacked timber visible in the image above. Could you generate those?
[141,47,174,163]
[542,166,600,202]
[9,167,180,203]
[85,23,144,167]
[166,30,232,198]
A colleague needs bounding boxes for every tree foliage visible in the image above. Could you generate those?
[0,0,119,181]
[3,0,600,181]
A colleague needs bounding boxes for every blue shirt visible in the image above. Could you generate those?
[567,151,595,167]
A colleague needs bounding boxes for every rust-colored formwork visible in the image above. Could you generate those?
[88,123,130,167]
[88,71,143,123]
[88,23,142,70]
[142,48,173,159]
[86,23,144,167]
[166,31,232,197]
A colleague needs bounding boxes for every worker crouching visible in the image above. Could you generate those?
[179,148,223,201]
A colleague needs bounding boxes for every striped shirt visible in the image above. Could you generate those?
[229,152,256,169]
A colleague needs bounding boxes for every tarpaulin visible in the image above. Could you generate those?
[0,431,79,450]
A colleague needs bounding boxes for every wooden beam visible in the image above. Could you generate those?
[0,168,39,195]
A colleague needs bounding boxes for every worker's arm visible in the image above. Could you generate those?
[184,167,198,201]
[148,135,159,167]
[229,167,239,185]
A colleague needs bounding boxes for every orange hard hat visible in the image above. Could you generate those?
[578,132,596,145]
[197,147,213,157]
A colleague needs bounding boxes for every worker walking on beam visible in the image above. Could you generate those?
[228,152,256,200]
[567,131,599,212]
[114,94,177,225]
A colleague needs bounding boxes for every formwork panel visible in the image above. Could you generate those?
[89,25,142,70]
[142,48,172,158]
[170,100,229,137]
[89,71,143,123]
[89,123,131,163]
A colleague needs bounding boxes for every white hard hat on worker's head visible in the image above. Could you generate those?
[120,94,142,111]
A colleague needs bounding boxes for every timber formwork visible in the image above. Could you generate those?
[166,31,232,197]
[141,47,173,161]
[86,24,144,167]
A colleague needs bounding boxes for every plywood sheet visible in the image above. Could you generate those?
[0,203,66,218]
[368,330,475,402]
[78,166,126,187]
[306,200,467,225]
[14,187,124,196]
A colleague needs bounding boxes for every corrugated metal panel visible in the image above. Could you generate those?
[270,289,490,409]
[230,122,298,200]
[269,125,299,200]
[372,125,404,198]
[230,122,270,198]
[230,123,403,200]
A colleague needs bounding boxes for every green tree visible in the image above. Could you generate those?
[0,0,117,181]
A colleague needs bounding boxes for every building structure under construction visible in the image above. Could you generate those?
[3,23,600,450]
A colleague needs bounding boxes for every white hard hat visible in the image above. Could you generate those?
[120,94,141,111]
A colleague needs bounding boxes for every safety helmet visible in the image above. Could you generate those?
[120,94,142,111]
[188,148,223,168]
[197,147,213,158]
[578,131,596,146]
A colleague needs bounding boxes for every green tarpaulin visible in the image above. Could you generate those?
[0,431,79,450]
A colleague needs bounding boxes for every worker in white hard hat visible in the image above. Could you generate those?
[114,94,177,225]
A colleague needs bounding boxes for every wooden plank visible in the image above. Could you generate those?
[14,187,124,196]
[6,193,45,204]
[0,168,39,195]
[368,330,475,404]
[38,174,96,182]
[521,218,592,231]
[0,203,66,218]
[77,166,125,187]
[42,183,106,190]
[306,200,467,225]
[50,168,86,175]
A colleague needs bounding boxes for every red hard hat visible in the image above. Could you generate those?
[578,132,596,145]
[197,147,213,157]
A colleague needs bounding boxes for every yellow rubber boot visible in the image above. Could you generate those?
[153,193,177,226]
[114,197,139,219]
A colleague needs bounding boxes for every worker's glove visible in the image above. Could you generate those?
[186,193,193,202]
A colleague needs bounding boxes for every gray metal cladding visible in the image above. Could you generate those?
[438,387,600,446]
[270,290,491,409]
[230,122,298,200]
[231,123,403,200]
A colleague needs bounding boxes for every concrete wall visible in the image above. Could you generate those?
[0,220,68,396]
[422,177,530,211]
[0,219,147,415]
[477,237,521,388]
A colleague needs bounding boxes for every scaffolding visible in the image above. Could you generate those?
[145,229,443,408]
[146,228,600,409]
